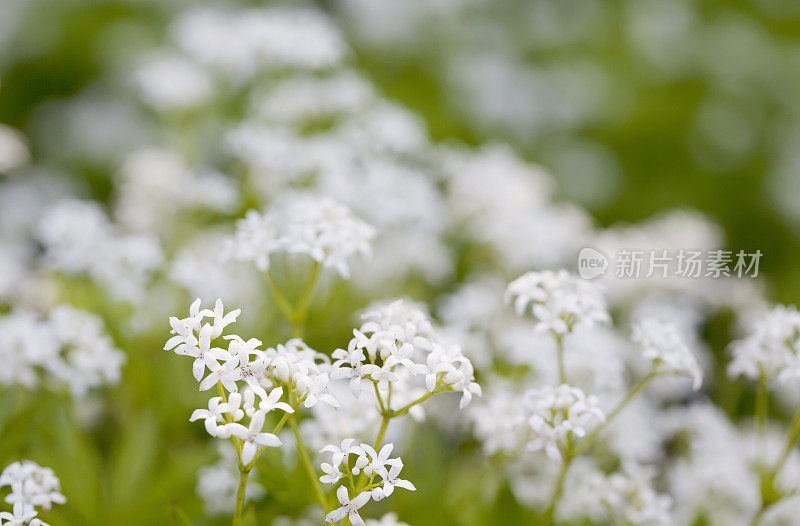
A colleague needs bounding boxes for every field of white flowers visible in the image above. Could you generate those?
[2,1,800,525]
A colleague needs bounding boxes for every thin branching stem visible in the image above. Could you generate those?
[288,415,329,512]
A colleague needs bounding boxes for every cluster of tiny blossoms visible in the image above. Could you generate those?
[632,318,703,390]
[505,270,609,335]
[521,384,606,461]
[0,461,65,526]
[319,440,414,525]
[728,305,800,384]
[465,269,707,523]
[164,299,338,464]
[224,195,375,278]
[332,300,481,416]
[0,305,125,396]
[166,294,479,522]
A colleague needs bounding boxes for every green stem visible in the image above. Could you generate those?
[294,261,320,319]
[374,417,389,449]
[372,381,386,414]
[388,388,448,418]
[541,458,571,525]
[232,467,250,526]
[243,410,293,471]
[756,372,769,464]
[555,333,566,384]
[267,263,320,338]
[288,416,328,512]
[265,272,296,324]
[574,371,656,457]
[771,400,800,482]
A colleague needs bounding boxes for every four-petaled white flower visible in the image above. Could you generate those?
[319,462,343,484]
[320,439,358,467]
[324,486,371,526]
[190,396,233,436]
[371,460,415,501]
[226,411,282,464]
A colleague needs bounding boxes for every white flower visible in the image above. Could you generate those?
[324,486,371,526]
[729,305,800,383]
[331,346,370,398]
[0,502,43,526]
[320,439,358,468]
[365,513,410,526]
[199,349,242,393]
[225,411,282,464]
[210,299,241,339]
[521,384,606,461]
[357,443,394,477]
[372,460,415,501]
[252,386,294,415]
[505,270,609,335]
[0,125,30,173]
[190,397,234,436]
[0,461,66,513]
[224,196,375,278]
[599,463,673,526]
[632,318,703,390]
[132,53,214,113]
[319,462,343,485]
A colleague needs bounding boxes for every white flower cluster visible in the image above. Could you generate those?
[729,305,800,384]
[115,147,237,233]
[37,199,162,304]
[598,463,673,526]
[520,384,606,461]
[0,460,65,526]
[165,299,338,463]
[0,305,125,396]
[320,440,414,525]
[632,318,703,390]
[440,144,591,270]
[173,8,347,78]
[505,270,610,335]
[331,300,481,414]
[224,196,375,278]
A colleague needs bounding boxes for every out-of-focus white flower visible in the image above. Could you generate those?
[521,384,605,461]
[225,196,374,278]
[365,513,410,526]
[0,124,29,173]
[132,53,214,113]
[0,311,59,389]
[116,147,238,233]
[253,72,374,124]
[46,304,127,397]
[729,305,800,383]
[196,443,265,515]
[505,270,610,335]
[0,305,124,396]
[632,318,703,390]
[172,7,347,79]
[598,462,673,526]
[38,199,162,304]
